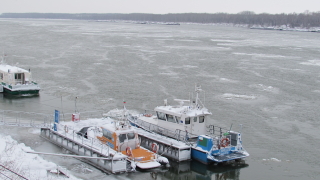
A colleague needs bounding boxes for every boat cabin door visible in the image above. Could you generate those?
[15,73,25,84]
[118,132,137,151]
[191,116,205,135]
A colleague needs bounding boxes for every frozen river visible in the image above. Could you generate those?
[0,18,320,180]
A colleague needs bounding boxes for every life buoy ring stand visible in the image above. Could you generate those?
[64,125,68,133]
[126,147,133,157]
[220,138,230,147]
[151,143,159,153]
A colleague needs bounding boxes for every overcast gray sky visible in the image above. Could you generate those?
[1,0,319,14]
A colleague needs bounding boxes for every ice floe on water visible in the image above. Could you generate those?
[182,65,198,69]
[313,90,320,93]
[233,52,287,59]
[219,77,238,83]
[249,84,279,94]
[222,93,257,100]
[210,39,239,43]
[300,60,320,66]
[262,158,282,162]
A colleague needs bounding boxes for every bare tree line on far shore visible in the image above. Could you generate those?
[1,11,320,28]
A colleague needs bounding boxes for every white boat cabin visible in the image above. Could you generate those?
[156,101,211,135]
[0,64,40,95]
[0,64,32,85]
[136,86,212,136]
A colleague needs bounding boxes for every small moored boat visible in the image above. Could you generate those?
[129,85,211,137]
[128,85,249,165]
[0,55,40,95]
[76,114,169,170]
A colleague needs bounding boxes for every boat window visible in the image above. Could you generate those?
[15,73,23,79]
[119,134,127,143]
[0,73,3,80]
[185,117,190,124]
[193,117,197,122]
[127,132,135,140]
[157,111,166,121]
[199,116,205,123]
[102,129,113,140]
[166,114,176,123]
[175,116,181,123]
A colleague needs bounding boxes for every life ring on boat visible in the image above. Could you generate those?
[144,114,152,117]
[126,147,133,157]
[151,143,159,153]
[220,138,230,147]
[64,125,68,133]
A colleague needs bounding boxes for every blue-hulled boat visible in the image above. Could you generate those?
[127,85,249,165]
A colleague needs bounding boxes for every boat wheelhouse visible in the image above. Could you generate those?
[0,64,40,95]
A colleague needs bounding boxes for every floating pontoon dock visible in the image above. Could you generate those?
[40,128,128,174]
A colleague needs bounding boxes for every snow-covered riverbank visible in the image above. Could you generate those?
[0,134,82,180]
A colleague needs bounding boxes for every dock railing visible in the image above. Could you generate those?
[0,110,52,128]
[0,110,105,128]
[54,123,112,156]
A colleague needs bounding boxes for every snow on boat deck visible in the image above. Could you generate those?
[136,162,161,169]
[60,117,191,150]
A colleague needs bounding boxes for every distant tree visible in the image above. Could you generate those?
[1,11,320,28]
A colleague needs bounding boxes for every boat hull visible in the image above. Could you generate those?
[3,87,40,96]
[191,148,211,165]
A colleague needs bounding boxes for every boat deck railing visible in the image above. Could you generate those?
[128,114,235,143]
[128,114,198,144]
[54,123,113,156]
[0,110,110,153]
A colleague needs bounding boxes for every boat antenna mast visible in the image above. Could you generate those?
[194,84,205,109]
[1,52,7,64]
[122,99,127,125]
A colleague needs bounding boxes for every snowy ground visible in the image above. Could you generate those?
[0,134,82,180]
